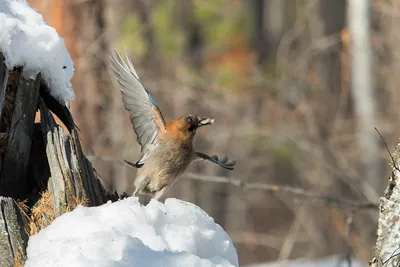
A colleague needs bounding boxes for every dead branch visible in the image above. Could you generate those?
[184,172,378,210]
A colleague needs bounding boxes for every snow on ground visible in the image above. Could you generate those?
[244,256,365,267]
[0,0,74,105]
[25,197,238,267]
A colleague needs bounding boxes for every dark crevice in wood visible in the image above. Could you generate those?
[0,72,41,199]
[0,54,9,123]
[25,124,51,207]
[0,68,22,133]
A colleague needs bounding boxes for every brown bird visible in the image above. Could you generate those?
[110,50,236,200]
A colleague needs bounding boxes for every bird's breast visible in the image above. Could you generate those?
[155,141,194,176]
[137,140,194,182]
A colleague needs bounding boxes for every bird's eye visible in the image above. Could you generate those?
[186,116,193,124]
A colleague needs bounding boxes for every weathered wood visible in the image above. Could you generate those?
[0,72,41,199]
[40,99,76,216]
[370,145,400,266]
[70,130,108,206]
[0,197,29,267]
[0,53,8,121]
[39,99,107,216]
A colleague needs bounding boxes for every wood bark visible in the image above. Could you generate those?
[370,145,400,266]
[39,98,108,213]
[0,197,29,267]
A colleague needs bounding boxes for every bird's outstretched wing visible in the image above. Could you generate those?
[110,50,166,164]
[195,152,236,170]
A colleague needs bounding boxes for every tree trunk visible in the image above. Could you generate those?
[370,144,400,266]
[348,0,380,193]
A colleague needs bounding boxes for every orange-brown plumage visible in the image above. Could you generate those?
[162,117,194,142]
[110,50,236,200]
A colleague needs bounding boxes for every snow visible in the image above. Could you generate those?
[0,0,75,105]
[244,256,365,267]
[25,197,238,267]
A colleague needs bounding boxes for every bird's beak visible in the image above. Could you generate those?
[198,117,215,128]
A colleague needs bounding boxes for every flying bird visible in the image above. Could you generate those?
[110,50,236,200]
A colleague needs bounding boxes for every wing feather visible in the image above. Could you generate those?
[110,50,166,162]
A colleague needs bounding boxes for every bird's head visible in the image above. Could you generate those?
[166,115,215,141]
[183,115,215,133]
[177,115,215,134]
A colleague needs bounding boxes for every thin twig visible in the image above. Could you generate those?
[375,127,400,172]
[184,172,378,210]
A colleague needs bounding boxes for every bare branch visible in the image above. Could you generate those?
[184,172,378,210]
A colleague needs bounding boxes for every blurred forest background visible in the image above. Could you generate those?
[27,0,400,265]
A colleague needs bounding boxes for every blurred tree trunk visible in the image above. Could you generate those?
[64,0,109,150]
[319,0,346,94]
[176,0,203,68]
[136,1,156,61]
[251,0,285,64]
[251,0,267,64]
[312,0,346,139]
[348,0,380,193]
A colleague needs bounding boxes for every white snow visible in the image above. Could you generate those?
[25,197,238,267]
[0,0,75,105]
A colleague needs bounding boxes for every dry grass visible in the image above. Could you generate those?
[28,191,88,236]
[13,247,25,267]
[15,199,29,214]
[29,191,55,235]
[66,195,88,212]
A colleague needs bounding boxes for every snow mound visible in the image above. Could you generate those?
[25,198,238,267]
[0,0,74,105]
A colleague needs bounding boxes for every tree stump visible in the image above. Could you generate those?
[0,52,109,266]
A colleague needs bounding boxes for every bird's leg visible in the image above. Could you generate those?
[124,160,144,168]
[132,188,139,197]
[153,186,170,201]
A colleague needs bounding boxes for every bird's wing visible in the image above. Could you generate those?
[195,152,236,170]
[110,50,166,163]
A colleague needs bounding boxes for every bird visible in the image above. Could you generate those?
[109,50,236,200]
